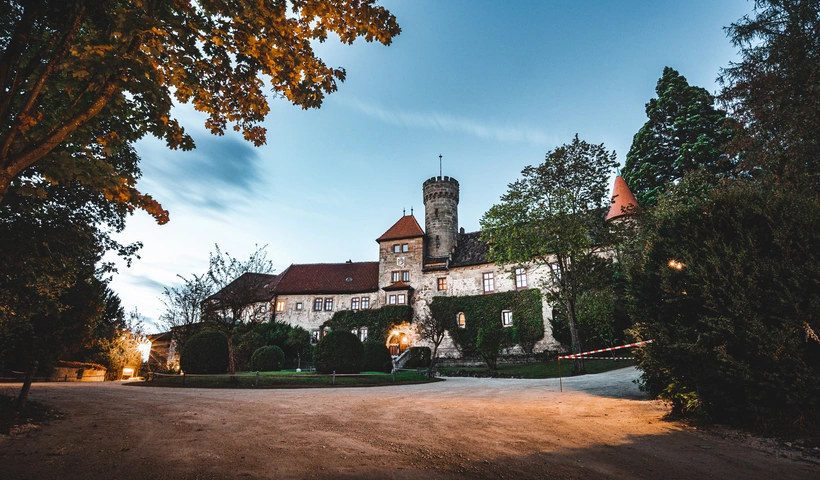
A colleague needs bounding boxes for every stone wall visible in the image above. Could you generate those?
[423,176,459,257]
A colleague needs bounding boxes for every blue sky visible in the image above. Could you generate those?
[109,0,753,332]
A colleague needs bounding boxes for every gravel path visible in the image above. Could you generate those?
[1,367,816,479]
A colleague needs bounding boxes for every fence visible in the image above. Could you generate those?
[0,372,108,383]
[145,369,419,387]
[557,340,653,392]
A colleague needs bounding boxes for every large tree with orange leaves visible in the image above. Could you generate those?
[0,0,400,215]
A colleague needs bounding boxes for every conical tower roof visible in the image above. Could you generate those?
[605,176,640,221]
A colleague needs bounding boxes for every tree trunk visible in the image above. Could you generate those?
[14,363,37,408]
[566,299,586,375]
[0,170,11,204]
[426,340,441,379]
[227,334,235,376]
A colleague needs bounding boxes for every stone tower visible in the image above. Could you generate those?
[423,176,459,258]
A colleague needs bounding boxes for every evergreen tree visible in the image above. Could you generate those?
[623,67,731,207]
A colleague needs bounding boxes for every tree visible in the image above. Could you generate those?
[203,245,275,375]
[622,67,732,207]
[81,291,148,380]
[416,302,448,378]
[0,0,401,205]
[159,273,213,360]
[480,135,618,374]
[627,178,820,432]
[719,0,820,188]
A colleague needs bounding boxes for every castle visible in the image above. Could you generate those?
[208,174,639,360]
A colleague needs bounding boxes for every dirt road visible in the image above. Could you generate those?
[0,367,816,479]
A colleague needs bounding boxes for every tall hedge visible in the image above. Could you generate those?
[251,345,285,371]
[313,330,365,374]
[430,289,544,369]
[180,330,229,374]
[629,180,820,432]
[363,340,392,373]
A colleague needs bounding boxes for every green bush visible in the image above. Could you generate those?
[404,346,431,369]
[180,331,229,374]
[629,179,820,433]
[324,305,412,343]
[251,345,285,371]
[234,331,265,371]
[363,341,392,373]
[313,330,365,374]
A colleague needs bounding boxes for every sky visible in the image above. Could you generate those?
[108,0,754,332]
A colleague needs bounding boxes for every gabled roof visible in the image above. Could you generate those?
[450,231,490,267]
[376,215,424,242]
[382,280,414,291]
[273,262,379,294]
[207,272,281,304]
[606,176,641,221]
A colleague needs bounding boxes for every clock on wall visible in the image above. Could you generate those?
[397,257,405,266]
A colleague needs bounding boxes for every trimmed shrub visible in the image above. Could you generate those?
[313,330,365,374]
[251,345,285,371]
[404,346,431,369]
[363,341,392,373]
[180,331,229,374]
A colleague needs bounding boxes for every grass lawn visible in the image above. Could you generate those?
[438,358,636,379]
[133,371,437,389]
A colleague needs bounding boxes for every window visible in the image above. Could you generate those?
[397,294,406,304]
[389,294,397,305]
[502,310,513,327]
[296,302,303,311]
[402,243,409,252]
[359,327,368,343]
[311,329,320,344]
[402,271,410,282]
[550,263,562,284]
[457,312,466,328]
[393,244,400,253]
[391,271,399,282]
[515,268,528,289]
[351,297,360,310]
[275,300,285,312]
[314,298,323,311]
[483,272,495,293]
[324,298,333,311]
[437,277,447,291]
[361,297,370,309]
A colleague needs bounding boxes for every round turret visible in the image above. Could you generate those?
[423,176,459,258]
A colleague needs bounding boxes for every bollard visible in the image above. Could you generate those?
[332,370,336,385]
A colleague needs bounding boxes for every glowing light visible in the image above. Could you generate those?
[667,259,685,270]
[138,340,152,362]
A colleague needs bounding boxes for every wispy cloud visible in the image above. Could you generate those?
[342,99,557,147]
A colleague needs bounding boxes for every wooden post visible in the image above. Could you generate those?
[255,372,259,387]
[558,358,563,392]
[332,371,336,385]
[182,372,186,386]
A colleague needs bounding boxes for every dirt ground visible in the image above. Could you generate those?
[0,367,817,479]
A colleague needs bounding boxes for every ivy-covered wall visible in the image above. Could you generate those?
[430,289,544,367]
[324,305,412,342]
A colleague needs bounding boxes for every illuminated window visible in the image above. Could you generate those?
[389,295,397,305]
[359,327,368,342]
[483,272,495,293]
[351,297,360,310]
[515,268,527,289]
[391,271,400,282]
[402,271,410,282]
[457,312,466,328]
[437,278,447,291]
[361,297,370,309]
[324,298,333,311]
[296,302,303,311]
[502,310,513,327]
[402,243,409,252]
[397,294,406,304]
[393,244,400,253]
[275,300,285,312]
[313,298,323,311]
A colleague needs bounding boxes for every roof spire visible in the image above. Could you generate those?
[439,154,443,177]
[403,208,406,216]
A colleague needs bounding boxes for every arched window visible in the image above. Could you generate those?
[457,312,466,328]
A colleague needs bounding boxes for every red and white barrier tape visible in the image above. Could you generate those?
[558,340,652,360]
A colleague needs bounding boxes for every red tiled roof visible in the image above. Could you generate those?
[207,272,280,303]
[273,262,379,294]
[606,176,641,221]
[376,215,424,242]
[382,280,414,291]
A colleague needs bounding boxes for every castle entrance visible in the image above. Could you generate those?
[387,331,409,357]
